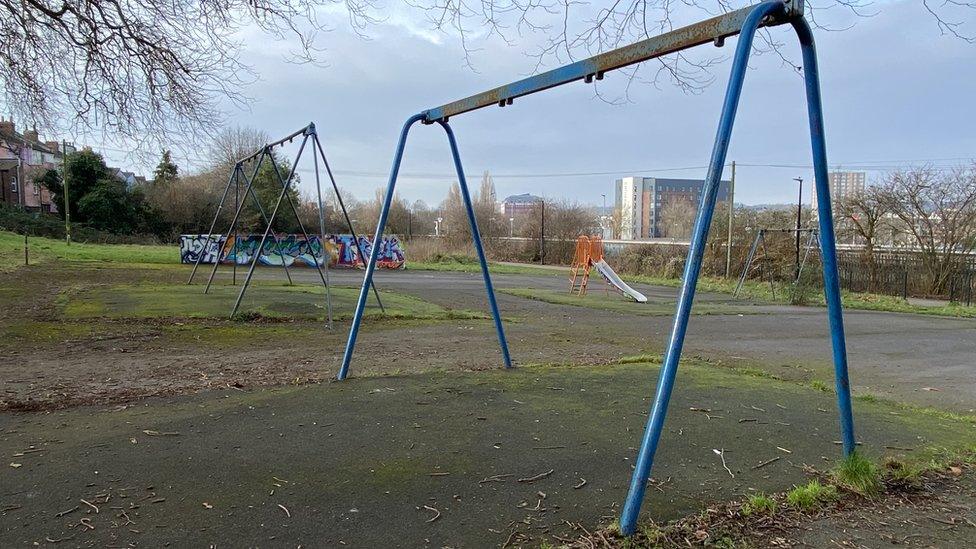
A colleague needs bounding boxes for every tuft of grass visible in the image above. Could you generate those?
[786,479,838,510]
[740,493,777,516]
[615,353,663,365]
[854,392,881,404]
[638,523,665,545]
[728,366,782,381]
[883,457,925,487]
[809,379,832,393]
[833,452,883,496]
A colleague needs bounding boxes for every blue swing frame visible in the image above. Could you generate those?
[338,0,856,535]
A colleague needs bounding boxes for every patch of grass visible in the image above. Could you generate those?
[786,479,838,510]
[608,268,976,319]
[883,457,925,487]
[740,493,777,516]
[842,291,976,319]
[615,353,663,365]
[407,259,560,277]
[854,392,881,404]
[833,452,883,496]
[1,230,177,271]
[727,366,783,381]
[809,379,832,392]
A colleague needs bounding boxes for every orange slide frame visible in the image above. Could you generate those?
[569,235,604,296]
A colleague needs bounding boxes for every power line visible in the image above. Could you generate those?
[88,140,974,181]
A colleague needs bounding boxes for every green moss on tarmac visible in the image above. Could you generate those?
[58,282,486,322]
[3,360,974,547]
[0,320,96,343]
[499,288,763,316]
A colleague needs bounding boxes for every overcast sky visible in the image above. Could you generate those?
[128,1,976,207]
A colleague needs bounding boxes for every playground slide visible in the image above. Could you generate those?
[593,259,648,303]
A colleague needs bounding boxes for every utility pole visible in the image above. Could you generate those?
[62,140,71,245]
[793,176,803,281]
[725,161,736,278]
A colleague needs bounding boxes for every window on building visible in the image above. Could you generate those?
[10,177,17,194]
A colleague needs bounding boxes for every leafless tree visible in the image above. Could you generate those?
[439,181,470,242]
[409,199,437,238]
[658,194,698,239]
[356,188,411,236]
[5,0,972,158]
[147,172,227,238]
[1,0,378,155]
[834,183,891,287]
[518,199,596,262]
[475,171,500,238]
[880,165,976,293]
[207,126,271,170]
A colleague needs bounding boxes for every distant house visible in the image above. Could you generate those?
[108,167,139,188]
[499,193,543,219]
[0,119,67,213]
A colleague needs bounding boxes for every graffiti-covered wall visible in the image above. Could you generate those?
[179,234,406,269]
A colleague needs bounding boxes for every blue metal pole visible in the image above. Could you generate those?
[618,1,786,536]
[438,121,513,368]
[793,16,856,456]
[337,113,426,381]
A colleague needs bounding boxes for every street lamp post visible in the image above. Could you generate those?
[509,216,514,238]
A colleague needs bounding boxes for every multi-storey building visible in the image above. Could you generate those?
[614,177,730,239]
[499,193,543,218]
[811,171,866,212]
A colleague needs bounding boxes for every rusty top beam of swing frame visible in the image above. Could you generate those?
[236,123,316,165]
[422,1,804,124]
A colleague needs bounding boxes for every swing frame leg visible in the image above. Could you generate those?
[618,3,856,535]
[337,115,512,381]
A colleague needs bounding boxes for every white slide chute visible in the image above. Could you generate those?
[592,259,647,303]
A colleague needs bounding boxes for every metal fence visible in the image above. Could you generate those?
[836,260,974,305]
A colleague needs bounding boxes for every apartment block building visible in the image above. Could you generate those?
[614,176,730,239]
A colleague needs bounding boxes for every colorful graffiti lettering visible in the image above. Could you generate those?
[179,234,406,269]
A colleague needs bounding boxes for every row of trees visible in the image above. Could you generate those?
[834,165,976,294]
[31,127,600,251]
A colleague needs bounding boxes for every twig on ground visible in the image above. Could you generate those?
[80,499,99,513]
[573,478,587,489]
[277,504,290,518]
[751,457,782,470]
[422,505,441,523]
[479,474,514,484]
[518,469,554,483]
[713,449,734,478]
